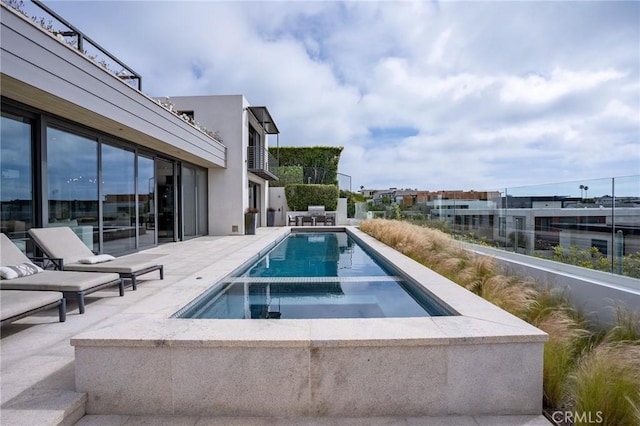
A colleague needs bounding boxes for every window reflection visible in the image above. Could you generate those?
[137,155,155,247]
[1,113,33,253]
[47,127,98,251]
[197,168,207,235]
[102,144,135,253]
[183,165,196,237]
[182,164,207,237]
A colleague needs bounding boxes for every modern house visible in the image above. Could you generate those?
[0,2,278,255]
[162,95,280,235]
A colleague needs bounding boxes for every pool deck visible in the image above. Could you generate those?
[1,227,550,425]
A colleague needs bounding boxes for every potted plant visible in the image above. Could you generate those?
[244,207,259,235]
[267,207,276,227]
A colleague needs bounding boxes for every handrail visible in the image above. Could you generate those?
[248,145,279,176]
[29,0,142,90]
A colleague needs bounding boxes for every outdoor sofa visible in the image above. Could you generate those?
[1,290,66,325]
[29,227,164,291]
[0,233,122,314]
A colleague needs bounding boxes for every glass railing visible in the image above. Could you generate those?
[247,146,279,180]
[270,166,352,192]
[394,175,639,279]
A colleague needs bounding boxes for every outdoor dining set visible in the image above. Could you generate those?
[287,205,336,226]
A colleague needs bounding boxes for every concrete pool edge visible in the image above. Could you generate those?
[71,226,548,417]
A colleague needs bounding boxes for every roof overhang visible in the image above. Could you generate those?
[248,106,279,134]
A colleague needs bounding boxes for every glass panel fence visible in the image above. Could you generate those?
[390,175,639,279]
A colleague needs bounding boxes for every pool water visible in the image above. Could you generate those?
[177,232,452,319]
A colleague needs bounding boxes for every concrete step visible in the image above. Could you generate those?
[1,388,86,426]
[76,414,552,426]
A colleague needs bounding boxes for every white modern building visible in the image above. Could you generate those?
[164,95,279,235]
[1,3,278,255]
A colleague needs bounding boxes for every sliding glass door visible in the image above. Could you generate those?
[101,143,135,253]
[137,155,156,248]
[2,103,208,254]
[0,112,33,253]
[156,158,176,242]
[46,126,98,251]
[182,164,208,238]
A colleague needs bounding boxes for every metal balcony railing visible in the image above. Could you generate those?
[13,0,142,90]
[247,146,279,181]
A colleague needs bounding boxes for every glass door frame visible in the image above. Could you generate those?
[156,157,178,243]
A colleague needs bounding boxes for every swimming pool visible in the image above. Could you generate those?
[73,226,547,417]
[176,231,453,319]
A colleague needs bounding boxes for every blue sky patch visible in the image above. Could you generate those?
[370,127,419,139]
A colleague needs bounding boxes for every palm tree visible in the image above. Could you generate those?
[579,184,585,199]
[584,185,589,200]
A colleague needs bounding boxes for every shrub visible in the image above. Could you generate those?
[570,344,640,426]
[284,184,338,211]
[359,219,640,420]
[271,166,303,187]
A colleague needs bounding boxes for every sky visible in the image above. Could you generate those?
[35,0,640,193]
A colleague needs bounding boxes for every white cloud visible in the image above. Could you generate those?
[500,68,627,104]
[43,0,639,191]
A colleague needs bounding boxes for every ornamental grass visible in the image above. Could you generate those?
[359,219,640,421]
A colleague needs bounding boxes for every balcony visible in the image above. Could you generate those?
[247,145,279,181]
[11,0,142,90]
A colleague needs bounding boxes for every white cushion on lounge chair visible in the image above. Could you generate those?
[0,263,44,279]
[64,254,161,274]
[28,226,94,264]
[0,233,120,292]
[1,233,123,315]
[0,270,120,292]
[77,254,115,264]
[0,290,63,322]
[28,228,164,285]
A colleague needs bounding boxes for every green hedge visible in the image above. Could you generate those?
[271,166,304,187]
[285,184,339,211]
[270,146,343,187]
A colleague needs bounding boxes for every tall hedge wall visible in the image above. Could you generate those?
[285,184,339,211]
[270,146,343,187]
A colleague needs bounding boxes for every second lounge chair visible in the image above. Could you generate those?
[29,227,164,291]
[1,233,122,314]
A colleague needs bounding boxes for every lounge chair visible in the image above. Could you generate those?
[29,227,164,291]
[1,290,66,324]
[0,233,122,314]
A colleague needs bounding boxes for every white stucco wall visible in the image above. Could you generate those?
[268,187,289,226]
[169,95,272,235]
[170,95,247,235]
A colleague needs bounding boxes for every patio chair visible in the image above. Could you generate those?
[314,215,327,226]
[0,233,122,314]
[28,227,164,291]
[1,290,66,324]
[300,215,314,226]
[287,214,298,226]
